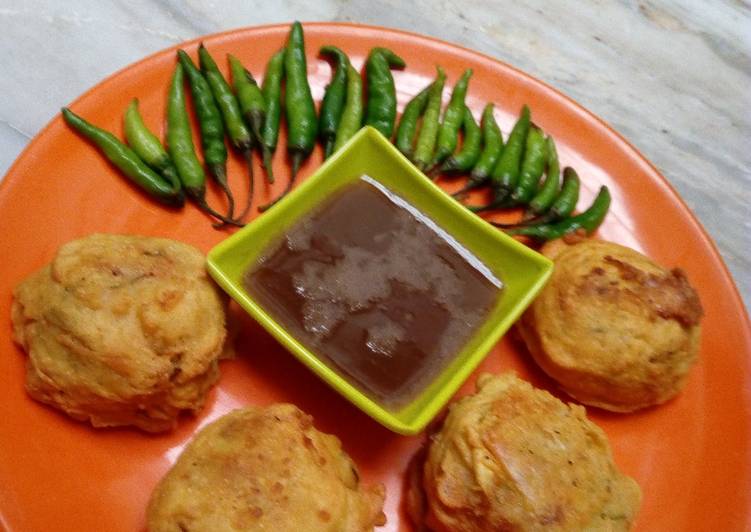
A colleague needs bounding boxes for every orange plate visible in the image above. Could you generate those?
[0,23,749,531]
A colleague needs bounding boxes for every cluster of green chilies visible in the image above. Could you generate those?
[393,76,610,239]
[61,21,609,239]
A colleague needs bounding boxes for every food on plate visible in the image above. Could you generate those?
[451,102,503,196]
[503,185,611,241]
[525,135,561,217]
[62,19,612,237]
[518,239,703,412]
[468,104,531,212]
[282,21,317,184]
[318,45,350,158]
[199,43,256,219]
[147,404,386,531]
[332,63,364,152]
[517,163,579,226]
[431,68,472,170]
[243,176,503,409]
[123,99,185,207]
[168,62,241,226]
[259,48,285,182]
[177,49,237,222]
[412,66,446,172]
[364,47,406,139]
[439,105,481,174]
[229,53,269,178]
[395,82,432,159]
[469,147,584,233]
[260,21,317,211]
[5,21,736,532]
[11,233,228,432]
[407,373,641,531]
[61,107,183,207]
[510,124,547,205]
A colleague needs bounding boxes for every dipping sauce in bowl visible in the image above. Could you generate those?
[244,176,503,409]
[208,126,552,433]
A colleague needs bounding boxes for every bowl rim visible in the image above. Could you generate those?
[207,126,553,434]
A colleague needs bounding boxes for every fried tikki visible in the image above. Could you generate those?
[518,239,703,412]
[11,233,227,432]
[408,373,641,531]
[147,404,386,531]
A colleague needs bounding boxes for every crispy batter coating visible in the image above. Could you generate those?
[409,373,641,532]
[517,239,703,412]
[147,404,386,532]
[11,233,227,432]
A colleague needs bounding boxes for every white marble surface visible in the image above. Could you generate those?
[0,0,748,308]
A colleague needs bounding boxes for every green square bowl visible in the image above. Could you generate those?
[207,127,552,435]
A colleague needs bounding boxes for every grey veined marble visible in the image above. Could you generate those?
[0,0,748,306]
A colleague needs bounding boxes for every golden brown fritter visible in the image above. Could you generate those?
[147,404,386,532]
[11,233,228,432]
[409,373,641,532]
[517,239,703,412]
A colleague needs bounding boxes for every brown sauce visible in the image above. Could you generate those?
[244,177,502,409]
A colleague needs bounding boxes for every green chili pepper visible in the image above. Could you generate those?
[259,22,318,211]
[472,103,504,180]
[413,66,446,172]
[466,105,532,212]
[497,166,580,227]
[123,99,184,206]
[176,49,234,219]
[503,185,611,240]
[395,83,432,159]
[492,105,531,192]
[319,46,350,158]
[228,54,266,143]
[176,50,227,169]
[259,49,284,183]
[198,45,252,153]
[549,167,581,218]
[440,106,481,174]
[62,107,182,207]
[333,64,364,152]
[228,55,267,214]
[431,68,472,168]
[527,136,560,215]
[199,44,256,222]
[284,23,317,176]
[510,125,546,204]
[451,103,503,198]
[166,64,241,226]
[364,47,406,139]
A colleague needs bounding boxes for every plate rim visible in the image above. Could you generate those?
[1,21,749,530]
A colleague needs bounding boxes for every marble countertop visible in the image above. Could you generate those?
[0,0,748,308]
